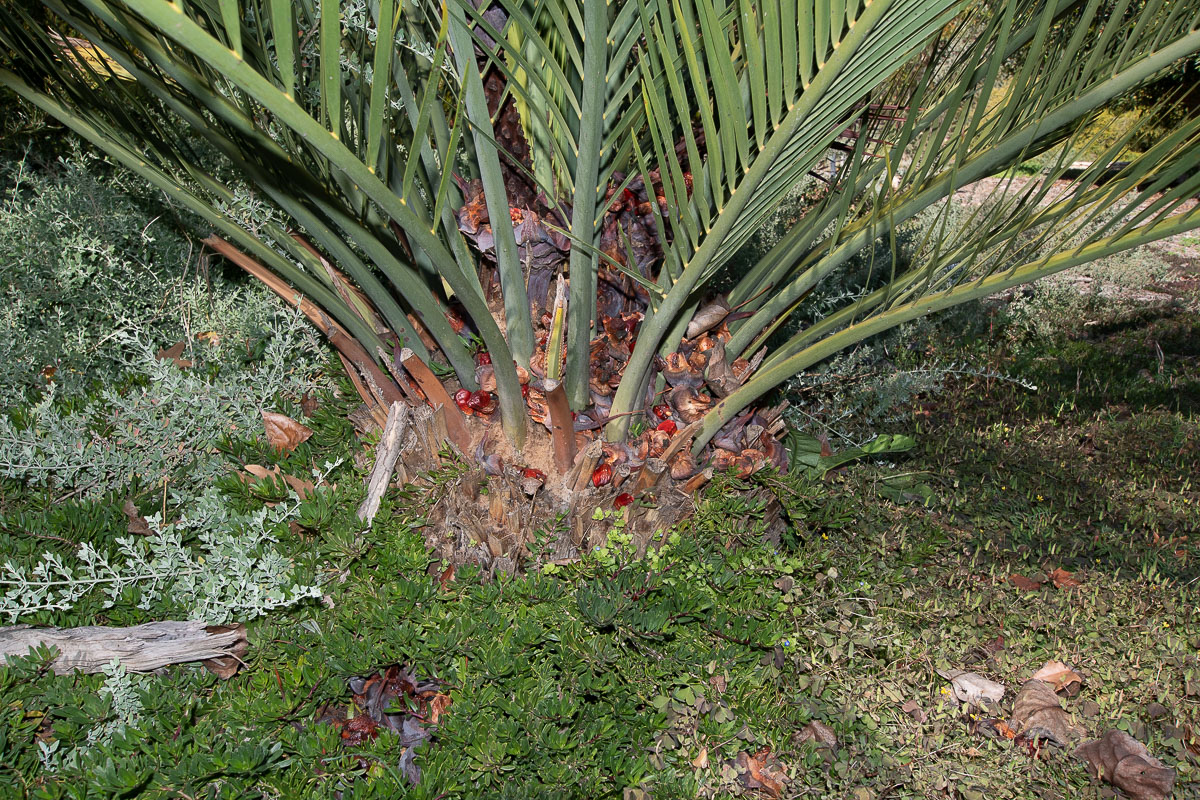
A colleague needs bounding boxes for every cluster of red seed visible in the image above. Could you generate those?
[454,388,496,415]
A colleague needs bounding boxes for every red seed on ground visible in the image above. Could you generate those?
[454,388,472,413]
[467,390,495,413]
[652,404,671,419]
[592,463,613,488]
[656,420,678,435]
[475,351,491,366]
[614,492,634,509]
[523,468,546,480]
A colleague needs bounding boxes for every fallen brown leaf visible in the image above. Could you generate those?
[1049,567,1082,589]
[300,392,320,416]
[796,720,838,751]
[737,748,785,798]
[242,464,315,500]
[1008,574,1043,591]
[1031,660,1084,693]
[1076,730,1176,800]
[156,341,193,369]
[122,499,153,536]
[937,669,1006,707]
[692,746,709,769]
[969,717,1017,741]
[1010,679,1084,747]
[429,692,452,725]
[900,699,927,723]
[262,411,314,453]
[282,473,315,500]
[200,623,248,679]
[243,463,280,481]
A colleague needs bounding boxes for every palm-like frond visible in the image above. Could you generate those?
[0,0,1197,462]
[0,0,536,442]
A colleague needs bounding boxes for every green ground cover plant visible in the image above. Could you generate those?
[1,317,1197,797]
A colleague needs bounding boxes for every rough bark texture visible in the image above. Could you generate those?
[0,621,248,675]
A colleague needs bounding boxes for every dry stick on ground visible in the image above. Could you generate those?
[0,621,249,676]
[357,402,410,525]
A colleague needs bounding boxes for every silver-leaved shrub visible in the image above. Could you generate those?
[1,481,325,624]
[0,306,327,499]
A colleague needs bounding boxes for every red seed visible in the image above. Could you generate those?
[475,351,491,366]
[454,388,472,413]
[656,420,678,435]
[467,390,495,413]
[523,468,546,481]
[652,404,671,419]
[591,463,613,488]
[614,492,634,509]
[521,384,531,398]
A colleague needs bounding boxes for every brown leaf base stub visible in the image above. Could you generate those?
[364,405,708,577]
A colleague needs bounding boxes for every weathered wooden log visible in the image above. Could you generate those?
[0,621,248,676]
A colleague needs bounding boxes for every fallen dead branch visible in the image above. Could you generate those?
[0,621,248,676]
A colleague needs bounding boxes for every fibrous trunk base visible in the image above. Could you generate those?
[360,401,719,578]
